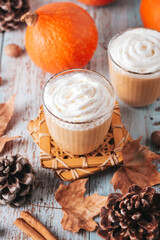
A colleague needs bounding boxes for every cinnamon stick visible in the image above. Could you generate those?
[14,218,45,240]
[20,211,57,240]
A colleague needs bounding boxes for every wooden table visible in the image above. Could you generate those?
[0,0,160,239]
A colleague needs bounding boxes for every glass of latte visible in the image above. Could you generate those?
[43,69,115,155]
[108,28,160,107]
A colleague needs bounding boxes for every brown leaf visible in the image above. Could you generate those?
[0,136,21,153]
[55,178,108,233]
[0,95,15,137]
[111,137,160,195]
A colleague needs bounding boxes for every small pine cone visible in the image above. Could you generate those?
[97,185,160,240]
[0,0,29,32]
[0,154,35,207]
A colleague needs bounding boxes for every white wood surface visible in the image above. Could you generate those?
[0,0,159,239]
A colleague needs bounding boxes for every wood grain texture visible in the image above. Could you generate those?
[0,0,159,239]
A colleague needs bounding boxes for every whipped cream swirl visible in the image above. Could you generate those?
[44,72,113,122]
[110,28,160,74]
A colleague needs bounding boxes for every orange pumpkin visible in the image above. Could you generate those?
[140,0,160,31]
[22,2,98,74]
[77,0,116,6]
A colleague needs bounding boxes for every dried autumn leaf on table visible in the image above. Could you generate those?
[111,137,160,195]
[0,136,21,153]
[0,96,21,153]
[0,95,15,136]
[55,178,108,233]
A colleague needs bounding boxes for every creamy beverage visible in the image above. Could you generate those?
[43,69,115,155]
[108,28,160,107]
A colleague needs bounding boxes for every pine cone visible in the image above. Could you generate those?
[98,185,160,240]
[0,154,35,207]
[0,0,29,32]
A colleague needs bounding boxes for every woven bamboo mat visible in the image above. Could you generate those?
[27,103,132,181]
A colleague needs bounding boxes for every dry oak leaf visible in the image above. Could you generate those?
[0,136,21,153]
[0,95,15,136]
[55,178,108,233]
[111,137,160,195]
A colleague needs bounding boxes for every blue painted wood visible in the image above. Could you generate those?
[0,0,159,239]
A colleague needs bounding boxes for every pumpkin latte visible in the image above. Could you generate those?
[43,69,115,155]
[108,28,160,107]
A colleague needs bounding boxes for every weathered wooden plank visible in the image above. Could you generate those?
[0,205,90,240]
[0,0,159,240]
[90,1,160,239]
[89,0,140,213]
[0,14,62,201]
[0,1,89,238]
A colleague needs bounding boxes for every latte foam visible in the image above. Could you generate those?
[110,28,160,74]
[44,72,114,122]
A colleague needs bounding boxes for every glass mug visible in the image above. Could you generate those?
[108,28,160,107]
[42,69,115,155]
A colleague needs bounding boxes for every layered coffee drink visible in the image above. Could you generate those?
[108,28,160,107]
[43,69,115,155]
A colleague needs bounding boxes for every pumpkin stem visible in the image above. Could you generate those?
[21,12,38,26]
